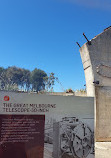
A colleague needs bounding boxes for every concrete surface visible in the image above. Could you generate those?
[80,27,111,141]
[80,27,111,97]
[95,142,111,158]
[95,86,111,141]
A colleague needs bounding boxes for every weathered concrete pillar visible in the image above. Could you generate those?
[80,27,111,141]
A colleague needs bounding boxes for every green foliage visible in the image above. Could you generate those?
[45,72,58,92]
[0,67,7,89]
[0,66,56,92]
[31,68,47,92]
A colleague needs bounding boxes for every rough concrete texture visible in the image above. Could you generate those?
[80,27,111,141]
[80,44,94,96]
[95,142,111,158]
[80,27,111,97]
[95,86,111,141]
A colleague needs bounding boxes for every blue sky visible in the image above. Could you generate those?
[0,0,111,91]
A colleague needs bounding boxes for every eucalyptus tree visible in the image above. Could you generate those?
[0,66,57,92]
[45,72,58,92]
[31,68,47,92]
[0,67,6,89]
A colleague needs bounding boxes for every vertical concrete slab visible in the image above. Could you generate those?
[95,86,111,141]
[95,142,111,158]
[79,27,111,141]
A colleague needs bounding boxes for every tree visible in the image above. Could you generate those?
[22,69,31,91]
[31,68,47,92]
[0,67,6,90]
[45,72,58,92]
[6,67,31,91]
[0,66,57,92]
[0,66,31,91]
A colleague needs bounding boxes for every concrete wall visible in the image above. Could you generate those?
[80,27,111,141]
[95,86,111,141]
[80,27,111,97]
